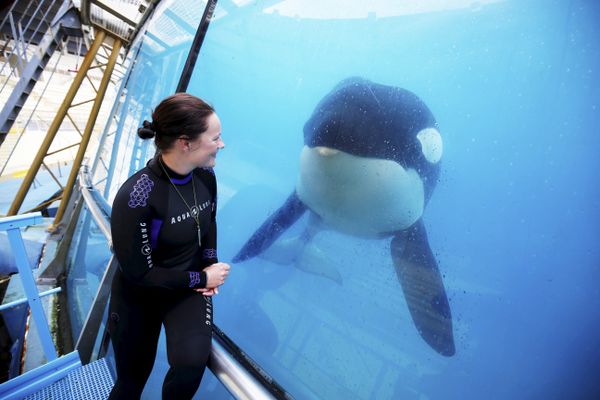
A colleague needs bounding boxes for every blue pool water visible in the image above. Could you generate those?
[68,0,600,398]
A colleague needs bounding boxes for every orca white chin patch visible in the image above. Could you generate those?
[417,128,443,164]
[296,146,424,236]
[314,146,340,156]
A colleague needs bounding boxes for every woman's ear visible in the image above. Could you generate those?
[175,136,189,151]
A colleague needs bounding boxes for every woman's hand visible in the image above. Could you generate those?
[203,262,230,289]
[195,287,219,296]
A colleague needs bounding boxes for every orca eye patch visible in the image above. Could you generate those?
[416,128,443,164]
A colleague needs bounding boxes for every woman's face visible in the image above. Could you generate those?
[188,113,224,168]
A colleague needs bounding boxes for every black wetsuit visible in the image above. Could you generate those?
[108,154,218,400]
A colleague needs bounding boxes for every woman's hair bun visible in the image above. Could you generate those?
[137,120,156,139]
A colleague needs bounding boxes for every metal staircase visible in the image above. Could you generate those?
[0,0,84,148]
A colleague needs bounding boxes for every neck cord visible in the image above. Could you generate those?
[159,157,202,247]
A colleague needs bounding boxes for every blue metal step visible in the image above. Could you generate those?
[24,358,114,400]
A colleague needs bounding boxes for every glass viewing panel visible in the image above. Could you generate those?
[94,1,234,398]
[66,209,112,341]
[185,0,600,399]
[102,0,208,201]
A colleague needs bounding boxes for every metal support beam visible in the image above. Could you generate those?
[175,0,218,93]
[52,36,122,227]
[6,30,106,216]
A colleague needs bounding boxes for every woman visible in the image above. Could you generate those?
[108,93,230,399]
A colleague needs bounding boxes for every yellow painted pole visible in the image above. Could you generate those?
[7,31,106,216]
[52,37,122,228]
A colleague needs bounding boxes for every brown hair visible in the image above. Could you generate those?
[137,93,215,151]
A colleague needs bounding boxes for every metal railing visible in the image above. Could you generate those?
[0,0,59,94]
[0,213,82,400]
[75,165,286,399]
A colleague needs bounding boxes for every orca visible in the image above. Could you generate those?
[233,77,455,356]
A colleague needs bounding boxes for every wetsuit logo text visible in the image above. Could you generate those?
[205,296,212,326]
[139,222,153,268]
[170,200,212,225]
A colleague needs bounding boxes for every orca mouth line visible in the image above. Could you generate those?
[312,146,340,156]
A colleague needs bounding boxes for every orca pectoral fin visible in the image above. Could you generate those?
[258,236,343,283]
[259,235,305,265]
[233,191,307,263]
[258,215,342,283]
[391,220,455,356]
[295,243,343,284]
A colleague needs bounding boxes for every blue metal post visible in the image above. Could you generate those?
[103,88,133,198]
[72,209,92,279]
[94,40,142,196]
[140,135,151,164]
[0,213,57,361]
[91,88,128,178]
[128,103,147,177]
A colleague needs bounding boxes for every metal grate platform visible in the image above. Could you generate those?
[25,358,114,400]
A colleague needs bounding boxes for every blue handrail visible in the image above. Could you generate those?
[0,212,82,400]
[0,212,56,361]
